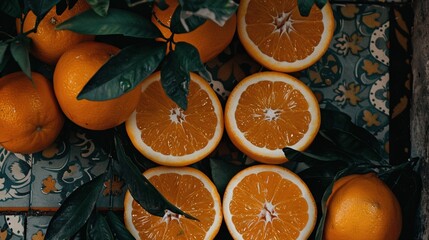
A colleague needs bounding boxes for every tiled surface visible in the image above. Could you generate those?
[30,127,111,211]
[0,149,31,211]
[301,4,390,158]
[0,0,413,237]
[0,215,25,240]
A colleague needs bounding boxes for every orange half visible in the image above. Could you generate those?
[224,71,320,164]
[124,166,223,240]
[237,0,335,72]
[223,164,317,240]
[126,71,224,166]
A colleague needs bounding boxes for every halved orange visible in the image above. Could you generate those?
[224,71,320,164]
[223,164,317,240]
[237,0,335,72]
[126,71,224,166]
[124,166,223,240]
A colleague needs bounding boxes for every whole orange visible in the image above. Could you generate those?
[152,0,236,63]
[16,0,94,65]
[0,72,64,154]
[53,41,141,131]
[324,172,402,240]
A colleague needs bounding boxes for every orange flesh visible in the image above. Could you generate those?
[245,0,324,62]
[229,171,310,239]
[136,80,218,156]
[130,173,216,239]
[235,80,311,149]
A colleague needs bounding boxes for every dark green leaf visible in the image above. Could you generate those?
[160,41,207,110]
[78,42,166,101]
[56,8,163,38]
[55,0,67,15]
[45,173,107,240]
[315,0,328,9]
[106,211,135,240]
[283,147,347,163]
[170,5,206,33]
[0,51,11,74]
[126,0,155,7]
[86,212,114,240]
[297,0,314,17]
[114,135,197,220]
[210,158,245,195]
[284,131,362,165]
[10,36,32,79]
[320,109,382,156]
[179,0,238,26]
[0,42,9,65]
[86,0,109,16]
[318,129,384,164]
[154,0,168,10]
[0,0,21,18]
[27,0,61,17]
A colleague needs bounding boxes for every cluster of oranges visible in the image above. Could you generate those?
[0,0,402,239]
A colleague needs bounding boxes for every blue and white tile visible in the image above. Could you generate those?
[0,147,31,211]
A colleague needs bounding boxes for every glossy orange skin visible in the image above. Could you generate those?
[53,41,141,130]
[0,72,64,154]
[324,173,402,240]
[16,0,94,65]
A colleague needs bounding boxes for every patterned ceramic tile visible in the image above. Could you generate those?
[299,4,390,158]
[25,215,49,240]
[0,215,25,240]
[26,215,83,240]
[30,125,111,211]
[0,148,31,211]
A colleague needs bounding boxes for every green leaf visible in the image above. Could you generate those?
[105,211,135,240]
[45,173,107,240]
[10,36,32,79]
[56,8,163,38]
[154,0,168,10]
[318,129,384,164]
[320,109,382,156]
[297,0,314,17]
[210,158,245,195]
[179,0,238,27]
[0,42,9,65]
[170,5,206,33]
[283,147,347,163]
[78,42,166,101]
[160,41,207,110]
[86,0,110,16]
[86,212,114,240]
[114,134,197,220]
[0,0,21,18]
[126,0,156,7]
[27,0,61,17]
[57,0,78,15]
[315,0,328,9]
